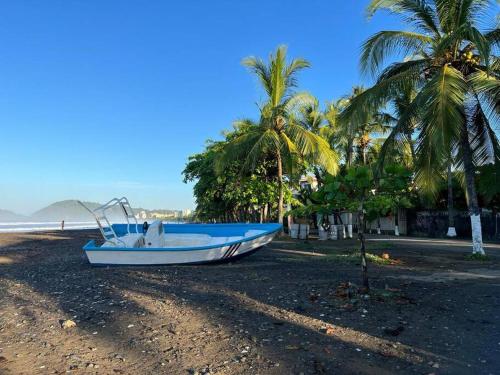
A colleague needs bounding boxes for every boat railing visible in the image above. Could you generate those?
[78,197,140,246]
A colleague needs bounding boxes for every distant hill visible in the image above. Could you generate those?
[0,209,29,222]
[31,200,100,222]
[1,200,188,223]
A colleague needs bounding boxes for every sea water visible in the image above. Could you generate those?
[0,221,98,232]
[0,221,184,233]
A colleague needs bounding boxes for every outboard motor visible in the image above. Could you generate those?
[143,221,149,233]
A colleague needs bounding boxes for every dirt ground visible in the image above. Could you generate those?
[0,230,499,375]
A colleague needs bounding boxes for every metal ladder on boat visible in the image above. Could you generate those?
[78,197,140,246]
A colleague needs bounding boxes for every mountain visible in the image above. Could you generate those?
[0,209,29,222]
[31,200,100,222]
[2,200,188,223]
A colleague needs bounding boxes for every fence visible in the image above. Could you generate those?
[406,210,499,240]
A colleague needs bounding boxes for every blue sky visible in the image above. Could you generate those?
[0,1,407,214]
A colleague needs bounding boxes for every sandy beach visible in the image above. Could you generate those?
[0,230,499,374]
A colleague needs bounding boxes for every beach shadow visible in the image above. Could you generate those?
[0,230,498,374]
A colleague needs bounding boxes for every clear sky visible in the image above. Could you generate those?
[0,1,407,214]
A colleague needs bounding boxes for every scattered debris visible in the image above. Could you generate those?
[61,319,77,329]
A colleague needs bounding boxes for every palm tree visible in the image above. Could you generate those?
[218,46,339,224]
[339,86,391,166]
[340,0,500,254]
[375,84,418,168]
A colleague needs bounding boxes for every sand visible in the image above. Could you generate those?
[0,230,499,374]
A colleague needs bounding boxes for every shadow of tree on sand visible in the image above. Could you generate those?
[1,230,498,374]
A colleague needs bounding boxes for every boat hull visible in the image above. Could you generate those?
[83,223,281,265]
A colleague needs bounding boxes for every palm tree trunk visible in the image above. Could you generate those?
[358,200,369,290]
[460,124,485,254]
[277,149,284,224]
[346,141,353,167]
[406,130,416,165]
[446,161,457,237]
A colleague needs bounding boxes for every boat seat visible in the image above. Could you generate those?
[104,233,145,248]
[144,220,165,247]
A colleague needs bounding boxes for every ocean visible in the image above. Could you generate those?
[0,221,98,232]
[0,220,185,233]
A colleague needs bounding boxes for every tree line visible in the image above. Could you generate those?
[184,0,500,257]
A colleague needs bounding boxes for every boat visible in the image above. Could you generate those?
[79,197,281,265]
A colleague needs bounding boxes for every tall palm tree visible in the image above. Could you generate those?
[218,46,339,224]
[341,0,500,254]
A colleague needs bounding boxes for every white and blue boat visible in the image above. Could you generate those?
[79,198,281,266]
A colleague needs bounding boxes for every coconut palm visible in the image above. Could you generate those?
[375,84,419,168]
[300,97,323,133]
[218,46,339,224]
[318,99,345,153]
[340,0,500,254]
[339,86,391,166]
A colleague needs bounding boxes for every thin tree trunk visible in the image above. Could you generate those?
[447,161,457,237]
[460,123,485,254]
[277,149,284,225]
[394,208,399,236]
[313,166,323,186]
[358,201,369,290]
[493,207,498,239]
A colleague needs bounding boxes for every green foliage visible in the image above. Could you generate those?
[342,0,500,196]
[183,132,285,222]
[183,3,499,228]
[217,45,339,223]
[293,163,414,226]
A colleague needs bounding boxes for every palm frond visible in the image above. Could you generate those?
[361,30,432,77]
[367,0,441,36]
[376,98,419,172]
[269,45,287,107]
[285,58,311,88]
[340,59,429,127]
[469,70,500,115]
[485,27,500,51]
[287,122,339,175]
[283,92,317,118]
[468,99,500,166]
[241,57,272,98]
[215,126,263,174]
[414,64,468,194]
[242,129,281,173]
